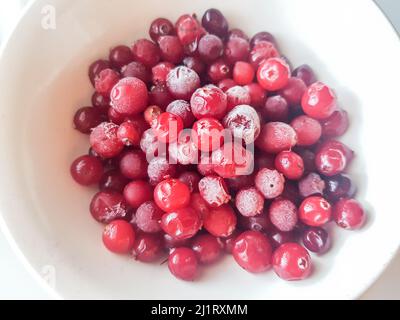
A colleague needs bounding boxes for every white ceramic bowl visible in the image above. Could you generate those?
[1,0,400,300]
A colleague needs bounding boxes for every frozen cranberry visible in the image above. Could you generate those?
[299,172,325,198]
[256,122,297,154]
[140,128,160,159]
[224,37,250,64]
[197,152,215,176]
[269,198,298,232]
[262,95,289,121]
[290,115,322,146]
[123,180,153,209]
[218,78,236,92]
[192,118,224,152]
[90,191,128,223]
[282,181,302,205]
[154,179,191,212]
[135,201,164,233]
[204,204,237,237]
[296,148,316,173]
[103,220,135,254]
[110,77,148,116]
[99,169,129,193]
[244,83,267,108]
[228,28,250,41]
[95,69,120,96]
[273,243,312,280]
[166,66,200,100]
[255,152,276,170]
[73,107,104,134]
[175,14,205,46]
[257,58,290,91]
[299,196,332,227]
[149,17,175,42]
[192,234,223,264]
[250,32,276,47]
[121,61,150,83]
[227,174,255,193]
[151,112,184,144]
[158,36,184,64]
[280,77,307,106]
[315,140,354,177]
[147,157,177,186]
[190,85,228,119]
[321,109,349,138]
[201,9,229,38]
[249,41,280,69]
[92,92,110,112]
[90,122,124,158]
[324,174,356,202]
[275,151,304,180]
[70,155,103,186]
[132,232,163,262]
[109,45,133,69]
[117,121,140,146]
[223,104,261,145]
[207,58,232,83]
[89,59,111,86]
[302,227,329,253]
[198,175,231,207]
[267,228,295,249]
[333,198,365,230]
[255,168,285,199]
[212,142,254,178]
[235,187,264,217]
[225,86,251,111]
[119,150,147,179]
[182,56,205,75]
[151,62,175,84]
[166,100,195,127]
[178,171,201,193]
[168,131,198,165]
[233,231,272,273]
[190,192,210,219]
[107,107,125,125]
[238,209,270,232]
[198,34,223,62]
[301,82,337,120]
[161,207,201,240]
[168,247,198,281]
[292,64,316,86]
[144,105,162,126]
[149,83,174,108]
[131,39,160,68]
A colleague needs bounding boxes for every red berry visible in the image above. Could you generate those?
[95,68,120,96]
[262,95,289,122]
[299,196,332,226]
[238,209,270,232]
[147,157,177,186]
[227,173,255,193]
[110,77,148,116]
[119,150,148,179]
[280,77,307,106]
[123,180,153,209]
[256,122,297,154]
[315,140,354,176]
[301,82,337,119]
[178,171,201,193]
[131,39,160,68]
[292,64,316,86]
[298,172,325,198]
[149,83,174,108]
[166,66,201,100]
[190,85,228,120]
[163,233,191,251]
[135,201,164,233]
[103,220,136,254]
[151,62,175,84]
[190,192,210,219]
[269,198,298,232]
[207,59,232,83]
[275,151,304,180]
[92,92,110,112]
[144,105,162,126]
[290,115,322,146]
[225,85,251,111]
[109,45,133,69]
[198,34,224,62]
[321,109,349,138]
[90,122,124,158]
[267,228,296,249]
[168,131,198,165]
[198,175,231,207]
[132,232,163,262]
[218,78,237,92]
[70,155,103,186]
[221,229,241,254]
[228,28,250,41]
[158,36,184,64]
[168,247,198,281]
[166,100,195,128]
[151,112,184,144]
[192,234,223,264]
[333,198,365,230]
[232,231,272,273]
[107,107,125,124]
[255,168,285,199]
[73,107,105,134]
[140,128,160,158]
[224,37,250,64]
[99,169,129,193]
[203,204,237,237]
[90,191,128,223]
[272,243,312,281]
[175,14,205,46]
[154,179,191,212]
[257,58,290,91]
[233,61,255,85]
[250,32,276,47]
[302,227,330,253]
[117,121,141,146]
[244,83,267,108]
[249,41,279,69]
[201,8,229,38]
[161,207,202,239]
[324,174,356,202]
[89,59,111,86]
[121,61,150,83]
[149,17,175,42]
[192,118,224,152]
[183,56,206,75]
[235,187,264,217]
[197,152,215,176]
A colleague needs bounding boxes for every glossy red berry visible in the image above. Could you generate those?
[73,107,105,134]
[272,243,312,281]
[149,83,174,108]
[123,180,153,209]
[255,168,285,199]
[324,174,356,202]
[238,209,270,232]
[267,228,296,249]
[207,59,232,83]
[232,231,272,273]
[190,85,228,120]
[109,45,133,69]
[154,179,191,212]
[269,198,298,232]
[90,122,124,158]
[301,82,337,120]
[235,187,264,217]
[275,151,304,180]
[117,121,140,146]
[90,191,128,223]
[299,196,332,227]
[201,8,229,38]
[203,204,237,237]
[192,234,223,264]
[70,155,103,186]
[152,112,184,143]
[89,59,111,86]
[315,140,354,176]
[198,175,231,207]
[192,118,224,152]
[135,201,164,233]
[168,247,198,281]
[161,207,202,239]
[302,227,330,253]
[103,220,136,254]
[233,61,255,85]
[190,192,210,219]
[257,58,290,91]
[132,232,163,262]
[149,17,175,42]
[131,39,160,68]
[175,14,205,46]
[99,169,129,193]
[292,64,316,86]
[228,28,250,41]
[321,109,349,138]
[333,198,365,230]
[256,122,297,154]
[95,68,120,96]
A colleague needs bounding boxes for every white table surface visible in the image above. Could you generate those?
[0,0,399,300]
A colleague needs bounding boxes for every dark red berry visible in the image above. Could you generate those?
[207,58,232,83]
[131,39,160,68]
[132,232,163,262]
[224,37,250,64]
[238,209,270,232]
[109,45,133,69]
[201,8,229,38]
[302,227,329,253]
[262,95,289,121]
[250,32,276,47]
[73,107,104,134]
[90,191,128,223]
[70,155,103,186]
[99,169,129,193]
[121,61,150,83]
[178,171,201,193]
[324,174,356,202]
[89,59,111,86]
[292,64,316,86]
[198,34,224,62]
[182,56,205,75]
[299,172,325,198]
[267,227,296,249]
[149,83,174,108]
[280,77,307,106]
[158,36,184,64]
[149,17,175,42]
[315,140,354,176]
[321,109,349,138]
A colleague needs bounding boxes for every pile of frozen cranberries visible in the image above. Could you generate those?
[71,9,366,282]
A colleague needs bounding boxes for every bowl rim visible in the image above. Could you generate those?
[0,0,399,300]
